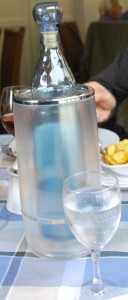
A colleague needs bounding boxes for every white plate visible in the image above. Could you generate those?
[102,165,128,189]
[118,180,128,190]
[102,177,128,190]
[98,128,120,148]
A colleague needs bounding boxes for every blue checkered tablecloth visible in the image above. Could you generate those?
[0,135,128,300]
[0,200,128,300]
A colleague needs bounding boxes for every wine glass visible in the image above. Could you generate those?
[63,170,121,299]
[0,85,28,136]
[0,85,28,170]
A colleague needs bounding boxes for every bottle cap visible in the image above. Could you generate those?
[33,2,63,32]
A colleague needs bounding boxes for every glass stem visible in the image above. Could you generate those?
[90,249,105,295]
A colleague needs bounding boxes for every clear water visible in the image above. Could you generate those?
[64,190,121,250]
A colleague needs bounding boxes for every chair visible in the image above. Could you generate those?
[0,27,25,92]
[84,21,128,80]
[58,21,86,83]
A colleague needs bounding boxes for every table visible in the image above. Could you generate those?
[0,135,128,300]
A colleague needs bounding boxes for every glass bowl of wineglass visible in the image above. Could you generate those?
[0,85,28,136]
[63,170,121,299]
[0,86,28,166]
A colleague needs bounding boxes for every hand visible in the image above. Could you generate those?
[85,81,116,123]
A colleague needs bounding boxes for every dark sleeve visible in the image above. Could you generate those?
[90,48,128,104]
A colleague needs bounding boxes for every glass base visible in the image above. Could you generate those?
[75,281,123,300]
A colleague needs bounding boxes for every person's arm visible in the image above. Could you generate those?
[85,48,128,122]
[90,47,128,103]
[86,81,116,123]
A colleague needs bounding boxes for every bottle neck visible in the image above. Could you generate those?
[40,31,59,48]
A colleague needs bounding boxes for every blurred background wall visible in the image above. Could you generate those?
[0,0,127,86]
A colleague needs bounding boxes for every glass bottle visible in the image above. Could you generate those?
[32,2,75,98]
